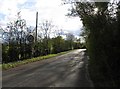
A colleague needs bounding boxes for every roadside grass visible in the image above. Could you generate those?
[1,50,73,70]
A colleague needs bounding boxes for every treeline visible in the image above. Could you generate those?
[2,36,81,63]
[2,15,82,63]
[66,0,120,87]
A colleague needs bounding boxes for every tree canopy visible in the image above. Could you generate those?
[64,0,120,87]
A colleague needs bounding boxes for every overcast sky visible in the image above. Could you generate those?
[0,0,83,37]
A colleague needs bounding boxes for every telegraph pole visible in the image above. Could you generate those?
[35,12,38,43]
[34,12,38,57]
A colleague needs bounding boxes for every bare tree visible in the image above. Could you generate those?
[66,33,75,41]
[39,20,54,55]
[40,20,54,39]
[66,33,75,50]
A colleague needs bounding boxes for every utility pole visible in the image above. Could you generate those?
[35,12,38,43]
[34,12,38,57]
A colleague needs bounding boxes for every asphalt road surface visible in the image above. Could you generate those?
[2,49,93,87]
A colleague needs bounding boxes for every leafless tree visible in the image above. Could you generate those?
[39,20,54,55]
[40,20,54,39]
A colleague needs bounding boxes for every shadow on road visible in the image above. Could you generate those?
[2,49,94,87]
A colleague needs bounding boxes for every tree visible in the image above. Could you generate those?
[66,33,75,50]
[63,0,120,87]
[52,36,65,53]
[2,12,34,62]
[39,20,54,55]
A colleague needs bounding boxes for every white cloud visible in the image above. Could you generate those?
[35,0,62,9]
[20,9,36,26]
[0,0,83,36]
[0,0,27,14]
[0,0,28,25]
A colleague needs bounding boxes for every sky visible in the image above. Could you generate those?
[0,0,83,37]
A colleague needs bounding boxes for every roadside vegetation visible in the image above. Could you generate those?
[64,0,120,87]
[1,12,84,69]
[2,50,72,70]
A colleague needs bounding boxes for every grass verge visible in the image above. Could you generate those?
[2,50,73,70]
